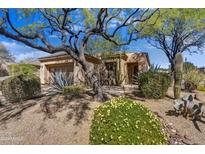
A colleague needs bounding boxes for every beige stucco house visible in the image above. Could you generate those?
[39,51,150,85]
[39,52,101,84]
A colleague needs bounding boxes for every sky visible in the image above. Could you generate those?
[0,9,205,68]
[1,36,205,68]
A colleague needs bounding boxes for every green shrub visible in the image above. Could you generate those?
[1,74,41,103]
[138,71,171,99]
[63,85,85,95]
[197,84,205,92]
[90,97,167,145]
[9,64,37,76]
[183,69,205,92]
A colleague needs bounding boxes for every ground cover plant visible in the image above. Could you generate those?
[90,97,167,145]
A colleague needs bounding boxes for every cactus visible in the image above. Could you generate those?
[173,53,183,99]
[115,54,123,86]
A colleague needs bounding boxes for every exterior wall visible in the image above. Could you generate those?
[39,52,149,86]
[199,67,205,73]
[40,57,99,85]
[40,58,73,84]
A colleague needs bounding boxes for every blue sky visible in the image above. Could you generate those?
[0,9,205,68]
[1,36,205,68]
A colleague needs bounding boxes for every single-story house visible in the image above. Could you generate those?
[38,51,150,85]
[39,52,101,84]
[198,66,205,73]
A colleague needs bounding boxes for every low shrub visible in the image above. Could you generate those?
[9,63,37,76]
[138,71,171,99]
[90,97,167,145]
[197,84,205,92]
[183,69,205,92]
[1,74,41,103]
[63,85,85,95]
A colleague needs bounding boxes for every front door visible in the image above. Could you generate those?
[127,63,138,84]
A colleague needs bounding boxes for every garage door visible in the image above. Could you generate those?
[48,63,74,83]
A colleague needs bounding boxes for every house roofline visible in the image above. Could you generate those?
[38,52,101,64]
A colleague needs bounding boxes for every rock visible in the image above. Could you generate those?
[171,129,176,133]
[195,92,205,103]
[168,123,173,126]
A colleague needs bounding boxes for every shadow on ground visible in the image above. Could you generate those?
[39,92,96,126]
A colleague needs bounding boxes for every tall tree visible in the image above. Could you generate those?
[139,8,205,98]
[0,8,157,100]
[85,35,122,55]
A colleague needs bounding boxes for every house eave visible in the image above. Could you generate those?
[38,53,101,64]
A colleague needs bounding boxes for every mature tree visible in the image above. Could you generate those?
[0,8,157,100]
[0,42,14,62]
[140,8,205,98]
[85,35,122,55]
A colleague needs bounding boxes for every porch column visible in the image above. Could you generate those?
[40,64,46,84]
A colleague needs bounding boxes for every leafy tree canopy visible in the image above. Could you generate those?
[139,8,205,69]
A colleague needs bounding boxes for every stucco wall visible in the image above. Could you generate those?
[40,59,74,84]
[40,58,97,85]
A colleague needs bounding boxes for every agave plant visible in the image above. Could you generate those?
[50,71,74,93]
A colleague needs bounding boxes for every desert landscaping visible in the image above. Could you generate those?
[0,8,205,145]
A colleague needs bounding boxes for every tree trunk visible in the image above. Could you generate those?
[78,56,107,102]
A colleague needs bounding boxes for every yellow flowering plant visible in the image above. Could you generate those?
[89,97,167,145]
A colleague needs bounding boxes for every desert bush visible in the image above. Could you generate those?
[138,71,171,99]
[50,71,73,93]
[9,63,37,76]
[183,69,205,92]
[90,97,167,145]
[197,84,205,92]
[1,74,41,103]
[63,85,85,95]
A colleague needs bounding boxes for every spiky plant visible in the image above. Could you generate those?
[50,71,74,93]
[173,53,183,99]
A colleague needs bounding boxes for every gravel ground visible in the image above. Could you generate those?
[0,86,205,145]
[0,94,101,144]
[136,88,205,145]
